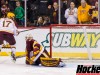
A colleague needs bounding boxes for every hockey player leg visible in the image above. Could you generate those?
[11,45,16,61]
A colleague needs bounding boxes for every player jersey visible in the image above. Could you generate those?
[26,39,41,53]
[0,18,17,35]
[26,39,43,64]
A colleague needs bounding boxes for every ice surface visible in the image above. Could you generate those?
[1,57,100,75]
[0,57,77,75]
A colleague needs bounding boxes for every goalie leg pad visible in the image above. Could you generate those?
[40,57,65,67]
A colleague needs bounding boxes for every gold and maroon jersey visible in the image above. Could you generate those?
[26,39,43,65]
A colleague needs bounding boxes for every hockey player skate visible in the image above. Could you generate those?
[11,52,16,62]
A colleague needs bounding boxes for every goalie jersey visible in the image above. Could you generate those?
[26,39,50,65]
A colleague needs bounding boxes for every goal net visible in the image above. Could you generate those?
[1,25,100,62]
[49,25,100,60]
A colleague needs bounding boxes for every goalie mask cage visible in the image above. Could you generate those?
[49,24,100,60]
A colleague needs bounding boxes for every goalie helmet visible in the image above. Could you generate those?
[25,34,33,40]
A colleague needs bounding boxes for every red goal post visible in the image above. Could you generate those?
[50,24,100,60]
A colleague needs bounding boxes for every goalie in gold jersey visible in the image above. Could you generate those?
[25,34,65,67]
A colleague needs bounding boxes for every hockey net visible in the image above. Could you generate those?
[49,24,100,60]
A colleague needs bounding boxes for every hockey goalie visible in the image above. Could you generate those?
[25,34,65,67]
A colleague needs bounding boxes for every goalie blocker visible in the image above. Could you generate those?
[25,34,65,67]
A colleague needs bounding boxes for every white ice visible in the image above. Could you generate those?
[1,57,100,75]
[0,57,77,75]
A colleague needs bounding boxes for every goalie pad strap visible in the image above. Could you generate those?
[40,57,60,67]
